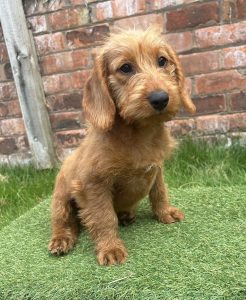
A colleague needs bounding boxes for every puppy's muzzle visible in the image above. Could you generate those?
[148,90,169,111]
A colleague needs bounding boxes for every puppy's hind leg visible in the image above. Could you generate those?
[48,173,80,255]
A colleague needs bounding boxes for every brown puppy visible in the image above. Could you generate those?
[48,28,196,265]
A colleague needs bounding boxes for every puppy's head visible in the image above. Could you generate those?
[83,28,196,130]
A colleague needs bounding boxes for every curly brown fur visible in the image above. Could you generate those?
[48,28,196,265]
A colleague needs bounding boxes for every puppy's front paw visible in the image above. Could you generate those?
[97,245,128,266]
[157,206,185,224]
[48,236,75,255]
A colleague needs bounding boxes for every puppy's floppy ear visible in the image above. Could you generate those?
[83,53,116,130]
[165,45,196,114]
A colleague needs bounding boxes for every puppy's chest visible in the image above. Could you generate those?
[113,142,163,182]
[110,136,165,198]
[113,162,159,200]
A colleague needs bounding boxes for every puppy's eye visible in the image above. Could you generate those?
[119,63,133,74]
[158,56,168,68]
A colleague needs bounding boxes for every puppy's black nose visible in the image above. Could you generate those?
[148,90,169,111]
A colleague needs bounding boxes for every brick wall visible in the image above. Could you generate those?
[0,0,245,165]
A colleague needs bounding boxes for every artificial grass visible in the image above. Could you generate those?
[0,186,246,299]
[0,140,246,299]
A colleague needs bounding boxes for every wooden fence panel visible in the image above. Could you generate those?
[0,0,58,168]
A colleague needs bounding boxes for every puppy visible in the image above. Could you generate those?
[48,28,196,265]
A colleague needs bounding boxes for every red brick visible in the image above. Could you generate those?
[166,2,219,32]
[66,25,109,48]
[180,50,220,76]
[48,7,90,31]
[0,82,17,100]
[195,70,246,95]
[195,21,246,49]
[70,0,84,4]
[0,118,26,136]
[0,62,13,81]
[91,1,113,22]
[196,115,230,135]
[40,49,92,75]
[0,25,3,42]
[28,15,48,34]
[0,43,9,64]
[195,95,225,115]
[228,113,246,131]
[16,136,29,152]
[179,94,226,117]
[34,32,66,56]
[229,91,246,112]
[4,63,12,80]
[0,100,21,118]
[146,0,184,10]
[114,14,164,30]
[166,118,195,136]
[24,0,71,16]
[0,137,17,155]
[56,129,86,148]
[185,77,192,95]
[112,0,145,18]
[0,103,8,117]
[237,0,246,19]
[222,0,237,22]
[43,70,90,95]
[50,111,82,130]
[222,0,246,23]
[223,46,246,69]
[6,100,22,117]
[71,0,94,4]
[165,31,193,53]
[46,92,83,112]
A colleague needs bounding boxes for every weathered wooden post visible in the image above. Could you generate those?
[0,0,58,168]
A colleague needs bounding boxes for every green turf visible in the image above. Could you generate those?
[0,140,246,299]
[0,186,246,300]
